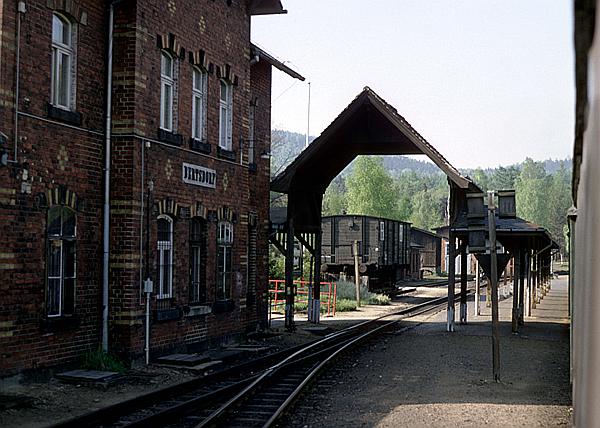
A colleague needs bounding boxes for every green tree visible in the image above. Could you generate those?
[515,158,551,228]
[345,156,398,218]
[492,165,520,190]
[322,176,348,216]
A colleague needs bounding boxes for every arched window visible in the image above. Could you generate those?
[217,221,233,300]
[192,67,207,141]
[157,215,173,299]
[218,80,233,150]
[51,13,74,109]
[190,218,207,303]
[160,52,175,131]
[46,206,76,316]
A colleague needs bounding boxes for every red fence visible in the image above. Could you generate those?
[268,279,337,323]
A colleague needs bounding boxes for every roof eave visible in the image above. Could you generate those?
[251,44,305,81]
[249,0,287,15]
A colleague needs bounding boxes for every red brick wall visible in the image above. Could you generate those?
[0,0,107,373]
[107,0,275,360]
[0,0,277,372]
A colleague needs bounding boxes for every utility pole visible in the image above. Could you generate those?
[488,191,501,382]
[353,240,361,307]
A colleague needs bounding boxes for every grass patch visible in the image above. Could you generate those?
[81,348,127,373]
[336,281,390,307]
[336,298,357,312]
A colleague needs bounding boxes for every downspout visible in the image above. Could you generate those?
[103,0,122,352]
[10,2,26,163]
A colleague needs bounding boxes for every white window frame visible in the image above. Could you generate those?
[217,221,234,300]
[157,215,173,299]
[51,13,74,110]
[219,80,233,150]
[47,206,76,317]
[192,68,207,141]
[190,218,207,303]
[160,52,175,132]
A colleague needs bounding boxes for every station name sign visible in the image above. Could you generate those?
[182,162,216,189]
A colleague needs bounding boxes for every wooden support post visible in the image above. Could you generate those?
[284,217,295,331]
[512,252,520,333]
[488,191,501,382]
[526,251,532,317]
[353,240,361,308]
[475,259,481,316]
[460,241,468,324]
[518,250,526,325]
[447,233,456,332]
[313,230,322,322]
[531,252,538,309]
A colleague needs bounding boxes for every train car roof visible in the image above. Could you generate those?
[321,214,412,225]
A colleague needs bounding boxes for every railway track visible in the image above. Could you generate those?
[50,291,465,428]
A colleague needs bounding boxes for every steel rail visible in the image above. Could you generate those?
[195,292,466,428]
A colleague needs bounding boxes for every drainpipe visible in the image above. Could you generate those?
[10,2,26,163]
[103,0,123,352]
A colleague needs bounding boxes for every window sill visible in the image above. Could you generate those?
[40,314,80,333]
[47,103,82,126]
[212,299,235,314]
[185,304,212,318]
[154,307,182,322]
[217,146,236,161]
[190,138,211,154]
[158,128,183,146]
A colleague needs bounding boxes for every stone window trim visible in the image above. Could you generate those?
[46,0,88,25]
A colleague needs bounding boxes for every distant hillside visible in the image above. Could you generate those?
[271,129,442,177]
[271,129,572,178]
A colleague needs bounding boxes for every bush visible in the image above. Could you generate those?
[335,280,390,306]
[81,348,127,373]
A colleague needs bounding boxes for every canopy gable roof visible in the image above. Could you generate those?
[271,87,472,194]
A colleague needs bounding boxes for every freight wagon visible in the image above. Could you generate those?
[320,215,411,292]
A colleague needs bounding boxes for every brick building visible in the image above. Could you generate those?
[0,0,303,375]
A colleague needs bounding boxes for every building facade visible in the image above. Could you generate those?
[0,0,301,375]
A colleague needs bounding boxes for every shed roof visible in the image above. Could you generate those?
[251,44,305,81]
[248,0,286,15]
[271,87,472,194]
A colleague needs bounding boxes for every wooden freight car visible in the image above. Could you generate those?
[321,215,411,292]
[410,227,442,276]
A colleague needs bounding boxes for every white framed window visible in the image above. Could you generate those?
[51,13,74,110]
[219,80,233,150]
[217,221,234,300]
[157,215,173,299]
[190,218,207,303]
[192,68,207,141]
[47,206,76,317]
[160,52,175,131]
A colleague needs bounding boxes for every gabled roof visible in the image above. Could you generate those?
[248,0,287,15]
[251,44,304,81]
[271,87,472,194]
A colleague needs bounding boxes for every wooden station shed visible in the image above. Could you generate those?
[269,86,478,330]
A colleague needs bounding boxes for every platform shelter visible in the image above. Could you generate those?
[269,87,479,330]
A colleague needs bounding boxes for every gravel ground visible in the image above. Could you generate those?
[282,279,572,428]
[0,287,432,428]
[1,282,570,428]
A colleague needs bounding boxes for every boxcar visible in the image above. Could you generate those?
[321,215,411,292]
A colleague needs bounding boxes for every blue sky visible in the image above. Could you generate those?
[251,0,574,169]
